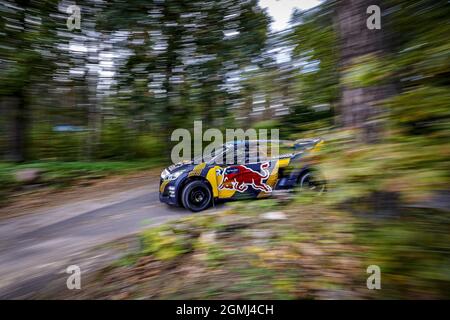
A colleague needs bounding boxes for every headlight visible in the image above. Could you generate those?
[161,169,170,180]
[167,170,185,181]
[161,169,185,181]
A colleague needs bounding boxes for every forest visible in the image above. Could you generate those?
[0,0,449,299]
[0,0,448,161]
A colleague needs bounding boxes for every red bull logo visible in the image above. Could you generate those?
[217,162,272,193]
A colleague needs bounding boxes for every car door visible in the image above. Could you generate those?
[216,142,276,199]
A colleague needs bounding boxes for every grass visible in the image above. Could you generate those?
[64,195,362,299]
[0,160,161,176]
[0,160,163,205]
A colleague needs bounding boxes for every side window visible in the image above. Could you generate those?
[248,143,268,163]
[209,146,228,165]
[224,146,245,165]
[221,143,270,164]
[265,141,287,160]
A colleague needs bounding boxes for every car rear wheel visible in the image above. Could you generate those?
[181,180,212,212]
[298,170,326,194]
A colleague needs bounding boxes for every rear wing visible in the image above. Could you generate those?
[293,138,324,152]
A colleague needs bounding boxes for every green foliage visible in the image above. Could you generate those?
[131,134,166,160]
[0,168,18,205]
[226,199,280,215]
[0,160,159,206]
[288,3,339,111]
[342,55,391,88]
[0,1,61,94]
[287,128,450,299]
[357,211,450,298]
[140,226,191,261]
[317,130,449,207]
[26,122,167,162]
[97,0,271,135]
[28,0,448,300]
[204,244,228,268]
[382,0,450,136]
[29,125,85,161]
[387,86,450,135]
[252,120,281,131]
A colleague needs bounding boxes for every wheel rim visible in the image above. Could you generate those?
[300,173,326,194]
[189,186,209,209]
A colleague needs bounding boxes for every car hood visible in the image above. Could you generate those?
[166,160,197,174]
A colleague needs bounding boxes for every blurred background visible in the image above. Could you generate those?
[0,0,449,299]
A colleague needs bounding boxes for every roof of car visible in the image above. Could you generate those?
[223,138,322,151]
[225,140,291,146]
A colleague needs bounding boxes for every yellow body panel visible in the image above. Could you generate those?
[206,167,220,197]
[311,140,324,152]
[160,180,169,193]
[257,160,282,198]
[188,162,206,177]
[217,173,236,199]
[278,157,291,168]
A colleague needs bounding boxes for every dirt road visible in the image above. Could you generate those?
[0,173,222,299]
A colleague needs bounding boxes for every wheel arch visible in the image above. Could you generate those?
[177,176,214,207]
[295,166,312,183]
[284,165,312,184]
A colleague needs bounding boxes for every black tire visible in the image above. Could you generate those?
[298,170,327,194]
[181,180,212,212]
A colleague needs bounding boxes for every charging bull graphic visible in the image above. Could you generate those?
[217,162,272,193]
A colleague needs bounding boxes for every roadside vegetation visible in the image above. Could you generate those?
[1,0,448,299]
[0,160,163,207]
[63,128,449,300]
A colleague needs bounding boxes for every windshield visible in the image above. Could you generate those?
[207,140,299,165]
[192,145,229,164]
[192,140,303,165]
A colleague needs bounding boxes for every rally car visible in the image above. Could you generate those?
[159,138,326,212]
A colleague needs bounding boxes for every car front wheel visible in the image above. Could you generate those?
[181,180,212,212]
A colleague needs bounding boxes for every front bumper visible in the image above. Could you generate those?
[159,179,179,206]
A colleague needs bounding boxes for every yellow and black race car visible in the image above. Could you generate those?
[159,139,326,212]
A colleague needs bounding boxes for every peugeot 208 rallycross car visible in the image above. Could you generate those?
[159,139,326,212]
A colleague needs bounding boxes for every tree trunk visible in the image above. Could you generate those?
[7,7,29,163]
[336,0,395,143]
[85,35,101,161]
[7,90,28,162]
